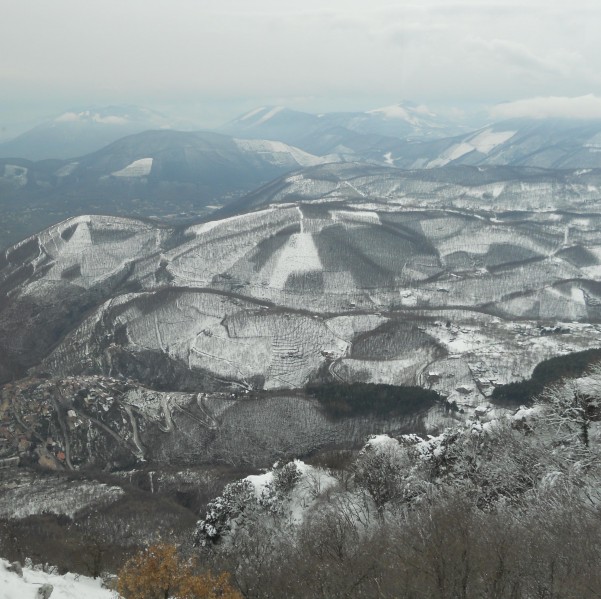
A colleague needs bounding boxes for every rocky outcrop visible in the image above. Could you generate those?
[36,583,53,598]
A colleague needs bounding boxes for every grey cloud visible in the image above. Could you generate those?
[469,38,566,76]
[491,94,601,119]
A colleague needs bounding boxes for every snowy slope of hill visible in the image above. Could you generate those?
[2,165,601,411]
[189,361,601,596]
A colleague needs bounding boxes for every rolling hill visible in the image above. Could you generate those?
[0,130,330,249]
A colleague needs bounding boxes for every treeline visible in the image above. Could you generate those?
[307,382,441,419]
[492,347,601,405]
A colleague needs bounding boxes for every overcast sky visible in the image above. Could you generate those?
[1,0,601,133]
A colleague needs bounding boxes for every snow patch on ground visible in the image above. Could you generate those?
[246,460,337,525]
[428,143,474,167]
[0,558,114,599]
[189,220,222,236]
[55,110,128,125]
[571,286,586,306]
[513,406,539,422]
[55,162,78,177]
[239,106,266,121]
[492,184,505,198]
[111,157,153,178]
[436,326,493,355]
[246,471,274,497]
[325,314,388,342]
[55,112,81,123]
[364,434,400,450]
[186,208,278,238]
[581,264,601,278]
[332,210,380,225]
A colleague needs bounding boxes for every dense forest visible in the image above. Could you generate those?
[492,347,601,405]
[308,382,441,419]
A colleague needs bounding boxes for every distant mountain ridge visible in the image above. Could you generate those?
[218,102,468,157]
[0,105,174,161]
[221,105,601,170]
[4,103,601,252]
[6,101,601,171]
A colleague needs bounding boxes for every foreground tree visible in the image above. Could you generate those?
[537,377,601,451]
[118,542,241,599]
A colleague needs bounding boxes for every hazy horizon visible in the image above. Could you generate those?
[2,0,601,138]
